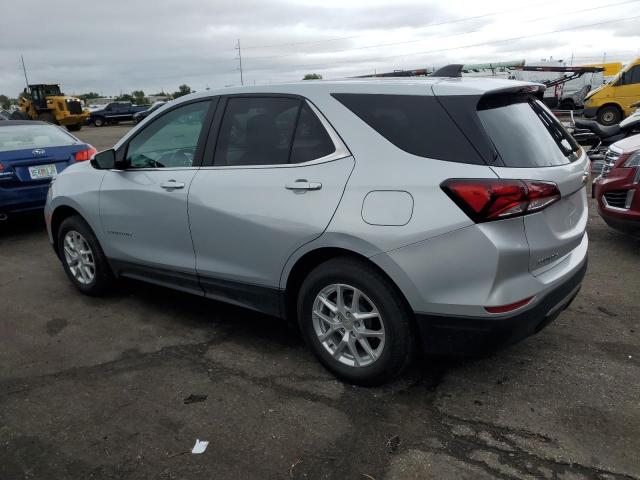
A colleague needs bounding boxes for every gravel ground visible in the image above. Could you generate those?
[0,124,638,479]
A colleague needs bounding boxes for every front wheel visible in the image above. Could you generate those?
[597,105,622,126]
[93,116,105,127]
[57,215,113,296]
[297,257,415,385]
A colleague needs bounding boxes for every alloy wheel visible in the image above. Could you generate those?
[312,283,385,368]
[63,230,96,285]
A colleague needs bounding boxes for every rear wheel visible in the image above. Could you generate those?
[67,123,82,132]
[597,105,622,126]
[37,112,56,124]
[297,257,415,385]
[57,215,113,296]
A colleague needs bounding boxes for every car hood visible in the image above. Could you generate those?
[612,133,640,154]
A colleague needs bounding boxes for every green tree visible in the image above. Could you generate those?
[78,92,101,101]
[302,73,322,80]
[132,90,147,105]
[114,93,133,102]
[172,84,192,98]
[0,94,9,110]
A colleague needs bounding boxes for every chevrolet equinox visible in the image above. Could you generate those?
[45,78,589,385]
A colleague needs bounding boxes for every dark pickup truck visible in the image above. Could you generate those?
[89,102,148,127]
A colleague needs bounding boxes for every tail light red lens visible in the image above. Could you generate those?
[74,147,97,162]
[485,296,534,314]
[441,179,560,223]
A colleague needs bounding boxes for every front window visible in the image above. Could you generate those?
[125,100,211,168]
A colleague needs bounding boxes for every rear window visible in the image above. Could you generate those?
[0,124,76,151]
[477,97,580,168]
[332,94,483,164]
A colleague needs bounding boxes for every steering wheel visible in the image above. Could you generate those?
[157,148,193,167]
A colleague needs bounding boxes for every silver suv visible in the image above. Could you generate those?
[45,78,589,385]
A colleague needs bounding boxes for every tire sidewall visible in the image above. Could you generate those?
[597,106,621,126]
[93,117,104,127]
[298,259,412,384]
[57,216,111,295]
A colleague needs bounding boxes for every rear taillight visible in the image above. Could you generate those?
[74,146,97,162]
[485,296,534,314]
[0,162,4,172]
[441,179,560,223]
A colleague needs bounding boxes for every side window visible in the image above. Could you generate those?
[332,93,482,164]
[126,100,211,169]
[290,103,336,164]
[620,66,640,85]
[214,97,300,166]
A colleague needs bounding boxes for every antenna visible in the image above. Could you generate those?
[20,54,29,88]
[235,39,244,86]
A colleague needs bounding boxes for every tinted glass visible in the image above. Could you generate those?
[290,103,335,163]
[126,100,210,168]
[0,124,76,151]
[478,97,580,167]
[332,93,482,164]
[214,97,300,166]
[623,65,640,85]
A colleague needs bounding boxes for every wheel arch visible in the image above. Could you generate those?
[282,246,414,325]
[597,102,623,115]
[50,205,84,256]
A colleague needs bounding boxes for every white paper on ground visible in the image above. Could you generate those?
[191,439,209,454]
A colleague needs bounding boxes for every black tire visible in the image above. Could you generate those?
[597,105,622,126]
[93,116,105,127]
[37,112,56,124]
[57,215,113,296]
[67,123,82,132]
[297,257,415,386]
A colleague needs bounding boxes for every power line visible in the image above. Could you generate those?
[241,0,560,51]
[243,0,640,62]
[245,14,640,74]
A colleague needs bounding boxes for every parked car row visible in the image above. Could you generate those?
[1,74,635,384]
[88,102,149,127]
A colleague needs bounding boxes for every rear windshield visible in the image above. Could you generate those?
[477,96,580,168]
[332,93,483,164]
[0,124,77,151]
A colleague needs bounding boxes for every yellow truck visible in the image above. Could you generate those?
[583,58,640,125]
[12,84,89,131]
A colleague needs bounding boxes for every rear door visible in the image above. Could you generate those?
[474,95,589,274]
[188,95,354,314]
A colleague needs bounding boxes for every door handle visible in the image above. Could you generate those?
[160,180,185,190]
[285,180,322,191]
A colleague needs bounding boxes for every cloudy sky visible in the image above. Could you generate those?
[1,0,639,97]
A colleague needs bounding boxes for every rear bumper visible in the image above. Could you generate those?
[415,258,587,355]
[0,184,49,214]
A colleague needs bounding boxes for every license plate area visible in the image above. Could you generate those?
[28,164,57,179]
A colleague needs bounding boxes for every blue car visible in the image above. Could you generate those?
[0,121,96,218]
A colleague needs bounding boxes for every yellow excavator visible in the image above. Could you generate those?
[11,84,89,131]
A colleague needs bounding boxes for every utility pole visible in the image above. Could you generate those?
[235,39,244,86]
[20,54,29,88]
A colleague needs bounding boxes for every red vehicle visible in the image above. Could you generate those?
[593,134,640,236]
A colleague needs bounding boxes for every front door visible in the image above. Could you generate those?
[188,96,354,314]
[99,99,215,290]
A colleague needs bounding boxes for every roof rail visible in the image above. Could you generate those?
[431,64,464,78]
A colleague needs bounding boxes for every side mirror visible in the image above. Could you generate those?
[91,149,117,170]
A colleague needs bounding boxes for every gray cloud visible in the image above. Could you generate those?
[0,0,638,97]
